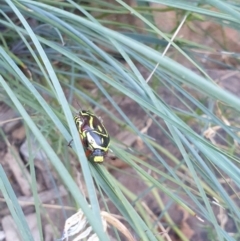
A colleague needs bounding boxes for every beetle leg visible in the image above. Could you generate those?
[68,139,73,147]
[85,149,92,158]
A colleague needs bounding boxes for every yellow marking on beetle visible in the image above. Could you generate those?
[93,156,104,163]
[97,125,102,132]
[92,130,109,137]
[74,116,83,132]
[80,131,87,139]
[89,116,94,129]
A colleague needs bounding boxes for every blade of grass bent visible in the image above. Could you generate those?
[0,166,34,241]
[91,164,159,241]
[0,47,70,140]
[5,2,240,114]
[29,4,147,99]
[208,0,240,22]
[20,2,240,113]
[6,0,103,232]
[0,75,109,241]
[170,128,223,241]
[27,127,44,241]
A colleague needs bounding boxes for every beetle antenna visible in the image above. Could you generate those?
[76,100,83,111]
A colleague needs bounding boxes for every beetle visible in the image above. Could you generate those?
[73,110,110,163]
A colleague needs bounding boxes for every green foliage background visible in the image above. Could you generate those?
[0,0,240,240]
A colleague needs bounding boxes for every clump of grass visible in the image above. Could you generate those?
[1,1,240,241]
